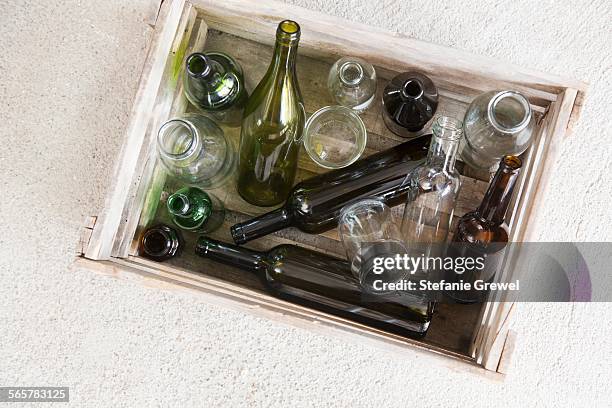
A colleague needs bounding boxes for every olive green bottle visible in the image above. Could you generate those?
[236,20,305,207]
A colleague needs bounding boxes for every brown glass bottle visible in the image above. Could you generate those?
[446,155,522,303]
[138,224,182,262]
[230,134,432,244]
[195,237,434,337]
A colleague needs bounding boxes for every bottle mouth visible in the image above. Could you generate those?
[142,229,172,257]
[339,61,364,87]
[501,155,522,170]
[276,20,301,43]
[488,91,532,133]
[432,116,463,141]
[186,53,211,78]
[401,79,424,99]
[167,193,190,216]
[157,119,198,159]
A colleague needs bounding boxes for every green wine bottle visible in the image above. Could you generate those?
[183,52,248,127]
[167,187,225,233]
[236,20,305,207]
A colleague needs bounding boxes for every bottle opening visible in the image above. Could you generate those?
[401,79,424,99]
[186,53,211,77]
[339,61,364,86]
[279,20,300,34]
[167,193,190,216]
[157,119,196,158]
[489,91,532,133]
[502,155,522,170]
[142,230,171,257]
[432,116,463,141]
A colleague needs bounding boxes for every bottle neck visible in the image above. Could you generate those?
[195,237,264,273]
[167,193,192,217]
[231,208,293,245]
[186,53,224,86]
[478,156,522,224]
[426,116,463,171]
[268,20,300,76]
[157,118,200,161]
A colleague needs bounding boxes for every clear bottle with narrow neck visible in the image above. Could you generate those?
[401,116,463,260]
[236,20,305,207]
[195,237,434,337]
[183,52,248,127]
[167,187,225,233]
[445,155,523,303]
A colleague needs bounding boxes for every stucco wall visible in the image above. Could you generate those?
[1,0,611,406]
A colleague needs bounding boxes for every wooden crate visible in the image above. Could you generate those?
[74,0,587,376]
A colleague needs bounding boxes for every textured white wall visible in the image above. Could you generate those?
[0,0,611,406]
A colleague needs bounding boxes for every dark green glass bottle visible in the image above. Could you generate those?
[236,20,305,207]
[139,224,182,262]
[183,52,248,127]
[167,187,225,233]
[195,237,433,338]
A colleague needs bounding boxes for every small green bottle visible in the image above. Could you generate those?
[166,187,225,233]
[236,20,305,207]
[183,52,248,127]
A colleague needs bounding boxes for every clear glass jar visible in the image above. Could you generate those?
[327,57,377,113]
[338,199,408,290]
[401,116,463,268]
[157,114,234,188]
[460,90,534,171]
[303,105,367,169]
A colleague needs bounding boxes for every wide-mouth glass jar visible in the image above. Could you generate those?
[303,105,367,169]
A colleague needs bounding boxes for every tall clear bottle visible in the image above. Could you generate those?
[401,116,463,265]
[236,20,305,207]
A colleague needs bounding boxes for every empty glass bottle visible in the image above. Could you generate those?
[327,57,377,113]
[167,187,225,233]
[445,155,522,303]
[139,224,182,262]
[236,20,305,207]
[382,72,438,138]
[460,90,534,171]
[157,114,234,188]
[196,237,434,337]
[401,116,463,266]
[183,52,248,127]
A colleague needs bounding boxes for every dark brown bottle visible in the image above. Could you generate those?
[382,72,438,138]
[195,237,434,337]
[139,224,182,262]
[230,134,432,244]
[445,155,522,303]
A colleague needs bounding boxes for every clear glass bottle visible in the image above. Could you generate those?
[157,114,234,188]
[401,116,463,265]
[167,187,225,233]
[183,52,248,127]
[461,90,534,171]
[236,20,305,207]
[382,72,438,138]
[139,224,182,262]
[327,57,377,113]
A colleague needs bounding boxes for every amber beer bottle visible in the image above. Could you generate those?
[446,155,523,303]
